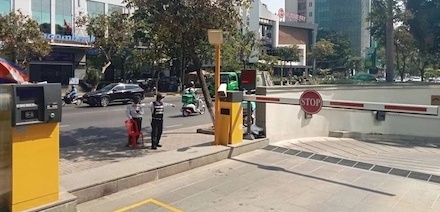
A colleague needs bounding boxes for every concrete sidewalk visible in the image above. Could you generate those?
[77,149,440,212]
[32,124,269,212]
[60,124,214,175]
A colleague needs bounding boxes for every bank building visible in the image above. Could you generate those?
[0,0,127,86]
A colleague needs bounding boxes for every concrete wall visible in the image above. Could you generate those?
[256,84,440,142]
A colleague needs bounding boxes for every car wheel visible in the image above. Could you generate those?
[100,97,110,107]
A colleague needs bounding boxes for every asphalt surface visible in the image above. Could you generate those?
[60,96,212,148]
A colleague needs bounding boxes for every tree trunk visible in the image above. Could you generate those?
[193,55,214,125]
[101,61,112,74]
[385,0,394,82]
[281,62,284,86]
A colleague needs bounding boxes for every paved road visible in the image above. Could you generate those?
[78,149,440,212]
[60,96,212,148]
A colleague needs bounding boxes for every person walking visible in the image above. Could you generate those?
[147,93,175,149]
[125,96,145,147]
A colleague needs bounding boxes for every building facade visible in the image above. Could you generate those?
[315,0,371,57]
[1,0,126,85]
[245,0,280,63]
[285,0,315,23]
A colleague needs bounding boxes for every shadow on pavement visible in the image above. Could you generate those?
[60,126,156,162]
[231,158,395,197]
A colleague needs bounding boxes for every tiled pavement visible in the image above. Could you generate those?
[60,124,213,175]
[272,136,440,178]
[78,149,440,212]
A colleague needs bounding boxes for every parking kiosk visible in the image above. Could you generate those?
[0,83,62,212]
[218,91,243,145]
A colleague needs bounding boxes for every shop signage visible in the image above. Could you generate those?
[43,33,95,43]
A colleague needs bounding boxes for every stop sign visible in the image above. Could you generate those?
[300,90,323,114]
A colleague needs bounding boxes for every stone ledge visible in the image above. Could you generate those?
[61,138,269,204]
[26,190,77,212]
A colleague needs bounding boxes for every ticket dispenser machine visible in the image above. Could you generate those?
[218,91,243,145]
[0,83,62,212]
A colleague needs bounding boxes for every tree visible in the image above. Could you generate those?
[406,0,440,55]
[368,0,409,82]
[222,28,260,72]
[125,0,250,125]
[276,46,301,84]
[255,54,279,76]
[315,30,352,69]
[309,39,335,69]
[78,12,135,77]
[0,10,51,68]
[236,29,260,70]
[394,26,415,82]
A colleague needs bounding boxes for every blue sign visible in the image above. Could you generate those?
[43,33,95,43]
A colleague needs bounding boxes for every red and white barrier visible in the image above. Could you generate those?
[243,95,439,116]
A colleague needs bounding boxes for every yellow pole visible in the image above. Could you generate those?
[214,44,221,145]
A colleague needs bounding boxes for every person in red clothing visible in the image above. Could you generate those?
[125,96,145,147]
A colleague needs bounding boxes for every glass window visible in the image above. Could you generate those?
[87,0,105,17]
[108,4,124,14]
[32,0,51,34]
[309,2,313,7]
[0,0,11,15]
[55,0,73,35]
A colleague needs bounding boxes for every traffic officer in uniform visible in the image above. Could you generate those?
[147,93,175,149]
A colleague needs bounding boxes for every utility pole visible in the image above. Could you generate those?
[385,0,394,82]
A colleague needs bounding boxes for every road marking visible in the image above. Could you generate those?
[60,125,69,128]
[165,124,183,128]
[113,198,183,212]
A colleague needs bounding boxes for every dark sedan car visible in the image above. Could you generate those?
[82,83,144,107]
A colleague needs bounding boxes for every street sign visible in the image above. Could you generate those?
[278,8,284,19]
[300,90,323,114]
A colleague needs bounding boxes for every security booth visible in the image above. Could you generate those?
[0,83,62,212]
[218,91,243,145]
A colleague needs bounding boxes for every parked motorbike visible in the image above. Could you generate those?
[242,101,256,127]
[181,94,205,117]
[62,93,82,106]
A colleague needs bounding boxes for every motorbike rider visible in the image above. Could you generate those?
[67,85,78,102]
[184,81,200,110]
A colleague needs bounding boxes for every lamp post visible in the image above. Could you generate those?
[208,29,223,145]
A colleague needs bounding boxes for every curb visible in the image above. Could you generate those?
[61,138,269,204]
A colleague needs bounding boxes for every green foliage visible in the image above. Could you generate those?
[315,30,352,69]
[406,0,440,55]
[255,54,279,76]
[221,28,260,72]
[0,10,51,68]
[125,0,249,69]
[79,12,135,73]
[425,68,440,79]
[309,39,335,65]
[346,56,364,72]
[275,46,301,62]
[83,68,102,90]
[394,25,415,80]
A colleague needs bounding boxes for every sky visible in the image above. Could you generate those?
[261,0,284,14]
